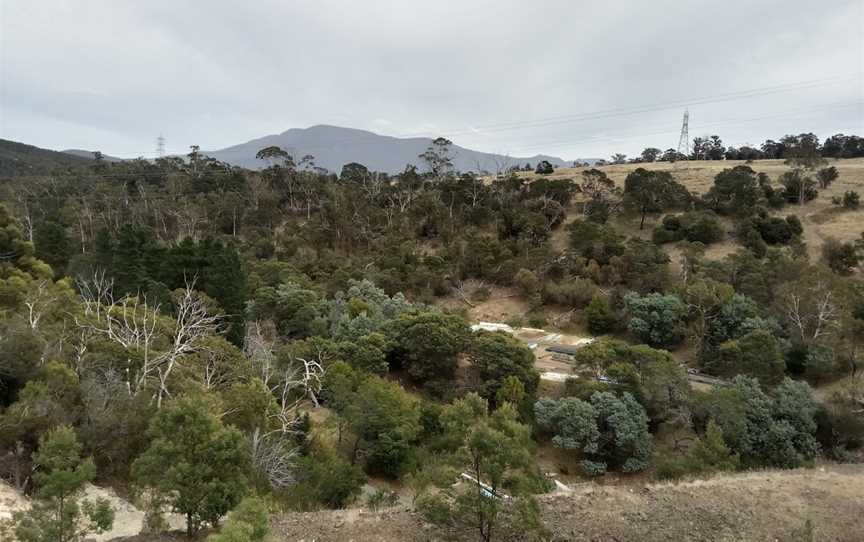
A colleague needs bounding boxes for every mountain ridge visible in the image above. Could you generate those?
[204,124,597,174]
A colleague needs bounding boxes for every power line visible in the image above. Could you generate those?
[92,73,860,159]
[508,99,863,153]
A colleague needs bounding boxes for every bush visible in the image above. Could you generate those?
[513,268,540,296]
[843,190,860,209]
[207,497,269,542]
[654,455,690,481]
[542,278,598,307]
[821,237,861,275]
[584,295,615,334]
[416,493,453,526]
[653,212,723,245]
[535,160,554,175]
[755,216,795,244]
[288,453,366,509]
[623,292,687,348]
[365,488,399,511]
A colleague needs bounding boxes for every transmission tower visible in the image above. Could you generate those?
[676,109,690,156]
[156,134,165,158]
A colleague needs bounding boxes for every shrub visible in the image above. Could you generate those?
[542,278,598,308]
[535,160,554,175]
[821,237,861,276]
[207,497,270,542]
[289,453,366,509]
[654,212,723,245]
[365,488,399,511]
[513,268,540,296]
[817,166,838,189]
[843,190,860,209]
[584,295,615,334]
[755,217,795,244]
[623,292,687,348]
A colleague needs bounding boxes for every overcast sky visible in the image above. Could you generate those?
[1,0,863,160]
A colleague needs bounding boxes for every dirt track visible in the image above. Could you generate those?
[262,463,864,542]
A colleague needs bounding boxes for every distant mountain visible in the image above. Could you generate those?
[62,149,123,162]
[0,139,93,177]
[205,125,594,174]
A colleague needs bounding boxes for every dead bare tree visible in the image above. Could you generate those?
[250,428,298,489]
[781,278,839,344]
[244,321,278,388]
[75,272,221,407]
[22,280,55,331]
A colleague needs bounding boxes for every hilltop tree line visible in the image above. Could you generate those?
[603,132,864,165]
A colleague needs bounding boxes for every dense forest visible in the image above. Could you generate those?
[0,131,862,541]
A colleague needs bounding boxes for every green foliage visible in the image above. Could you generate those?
[565,338,689,423]
[584,294,615,334]
[821,237,862,276]
[428,395,545,542]
[132,397,250,536]
[702,165,763,216]
[622,168,691,229]
[33,221,71,276]
[206,497,269,542]
[700,293,774,363]
[249,282,325,339]
[686,420,740,473]
[513,268,540,296]
[842,190,860,209]
[337,332,391,375]
[288,451,366,509]
[542,277,598,308]
[91,230,249,344]
[711,329,786,386]
[12,426,114,542]
[655,419,739,480]
[535,392,652,474]
[779,169,818,204]
[816,166,838,189]
[386,310,469,385]
[468,330,538,404]
[567,219,625,265]
[624,292,687,347]
[652,211,723,245]
[346,376,421,477]
[696,377,820,469]
[534,160,554,175]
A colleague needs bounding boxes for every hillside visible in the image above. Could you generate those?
[204,124,590,174]
[239,464,863,541]
[518,157,864,261]
[0,138,93,177]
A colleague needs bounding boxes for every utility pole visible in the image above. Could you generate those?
[676,109,690,157]
[156,134,166,158]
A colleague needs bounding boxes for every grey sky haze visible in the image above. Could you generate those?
[1,0,863,160]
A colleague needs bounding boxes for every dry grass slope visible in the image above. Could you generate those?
[255,463,864,542]
[537,158,864,261]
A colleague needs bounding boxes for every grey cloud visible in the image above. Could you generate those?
[1,0,861,160]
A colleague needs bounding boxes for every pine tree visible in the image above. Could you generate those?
[12,426,114,542]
